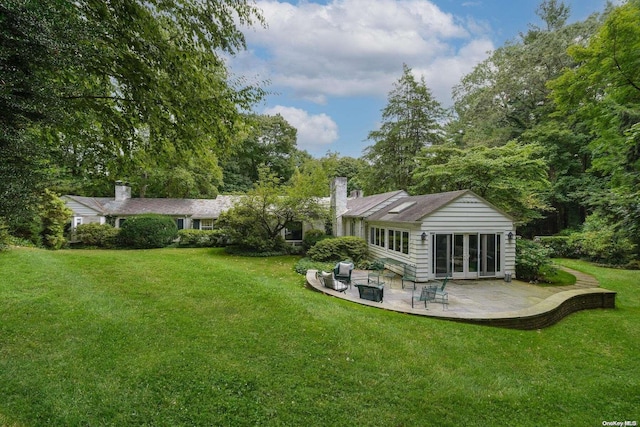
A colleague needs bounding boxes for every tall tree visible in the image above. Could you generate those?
[1,0,265,226]
[450,1,599,148]
[550,0,640,249]
[362,64,445,194]
[412,142,550,224]
[222,114,298,192]
[217,167,326,252]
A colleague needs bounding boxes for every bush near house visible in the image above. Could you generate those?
[177,229,225,248]
[40,190,73,250]
[516,238,554,282]
[0,219,10,252]
[117,214,178,249]
[306,236,368,263]
[75,223,120,248]
[302,229,329,251]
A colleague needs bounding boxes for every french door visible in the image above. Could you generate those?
[433,233,500,279]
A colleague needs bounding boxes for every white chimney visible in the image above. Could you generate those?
[115,180,131,201]
[330,177,347,237]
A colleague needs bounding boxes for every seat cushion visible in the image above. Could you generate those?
[338,262,352,276]
[321,271,334,287]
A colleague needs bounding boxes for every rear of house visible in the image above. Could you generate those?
[333,179,516,282]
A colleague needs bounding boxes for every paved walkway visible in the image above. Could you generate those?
[306,266,616,329]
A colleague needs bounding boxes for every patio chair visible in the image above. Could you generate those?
[402,264,417,290]
[318,271,348,293]
[429,276,449,309]
[334,261,354,284]
[367,260,385,285]
[411,285,436,309]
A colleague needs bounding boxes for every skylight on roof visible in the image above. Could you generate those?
[389,201,416,214]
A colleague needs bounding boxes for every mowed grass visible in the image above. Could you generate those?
[0,249,638,426]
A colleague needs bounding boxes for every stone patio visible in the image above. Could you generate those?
[306,267,616,329]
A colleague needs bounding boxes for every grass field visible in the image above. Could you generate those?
[0,248,638,426]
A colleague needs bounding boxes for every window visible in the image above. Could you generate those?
[402,231,409,254]
[74,217,83,228]
[284,221,303,241]
[192,219,200,230]
[175,218,184,230]
[200,219,214,230]
[370,227,386,248]
[389,230,395,250]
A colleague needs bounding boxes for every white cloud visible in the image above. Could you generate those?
[229,0,493,104]
[264,105,339,151]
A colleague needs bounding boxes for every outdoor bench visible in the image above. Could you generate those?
[355,283,384,302]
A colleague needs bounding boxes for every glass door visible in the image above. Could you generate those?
[434,234,452,278]
[479,234,500,277]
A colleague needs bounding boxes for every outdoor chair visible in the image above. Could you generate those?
[411,285,436,309]
[429,276,449,309]
[401,264,417,290]
[334,261,354,284]
[318,271,348,293]
[367,260,385,285]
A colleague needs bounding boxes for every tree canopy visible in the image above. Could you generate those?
[362,64,446,194]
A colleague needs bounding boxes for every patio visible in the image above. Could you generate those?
[306,267,616,329]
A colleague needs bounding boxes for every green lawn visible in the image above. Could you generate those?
[0,248,638,426]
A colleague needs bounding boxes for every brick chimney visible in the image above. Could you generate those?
[115,180,131,201]
[330,177,348,237]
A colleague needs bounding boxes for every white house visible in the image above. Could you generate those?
[64,179,516,279]
[62,181,320,244]
[331,177,516,282]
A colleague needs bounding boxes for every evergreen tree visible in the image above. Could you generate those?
[362,64,445,194]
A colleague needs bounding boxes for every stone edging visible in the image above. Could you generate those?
[305,270,616,330]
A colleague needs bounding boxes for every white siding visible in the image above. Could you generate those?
[64,199,102,218]
[424,194,512,231]
[421,194,515,278]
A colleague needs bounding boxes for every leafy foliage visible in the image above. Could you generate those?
[306,236,368,263]
[39,190,72,249]
[117,215,178,249]
[362,64,445,193]
[217,168,327,253]
[1,0,265,226]
[302,229,329,251]
[412,142,550,224]
[567,214,636,265]
[75,223,119,248]
[515,238,554,281]
[177,229,225,248]
[293,257,336,275]
[0,218,10,252]
[550,0,640,253]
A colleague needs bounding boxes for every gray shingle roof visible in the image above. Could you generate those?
[65,195,241,218]
[366,190,470,222]
[344,190,407,217]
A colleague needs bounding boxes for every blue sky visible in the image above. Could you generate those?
[228,0,608,158]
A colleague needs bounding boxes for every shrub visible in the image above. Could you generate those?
[567,214,636,265]
[537,236,574,258]
[117,215,178,249]
[39,190,72,249]
[0,218,10,252]
[293,257,336,275]
[516,238,553,282]
[177,229,225,248]
[302,229,329,251]
[306,236,368,263]
[75,223,119,248]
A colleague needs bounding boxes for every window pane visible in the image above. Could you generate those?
[285,221,303,241]
[381,229,385,248]
[402,231,409,254]
[395,230,401,252]
[389,230,395,250]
